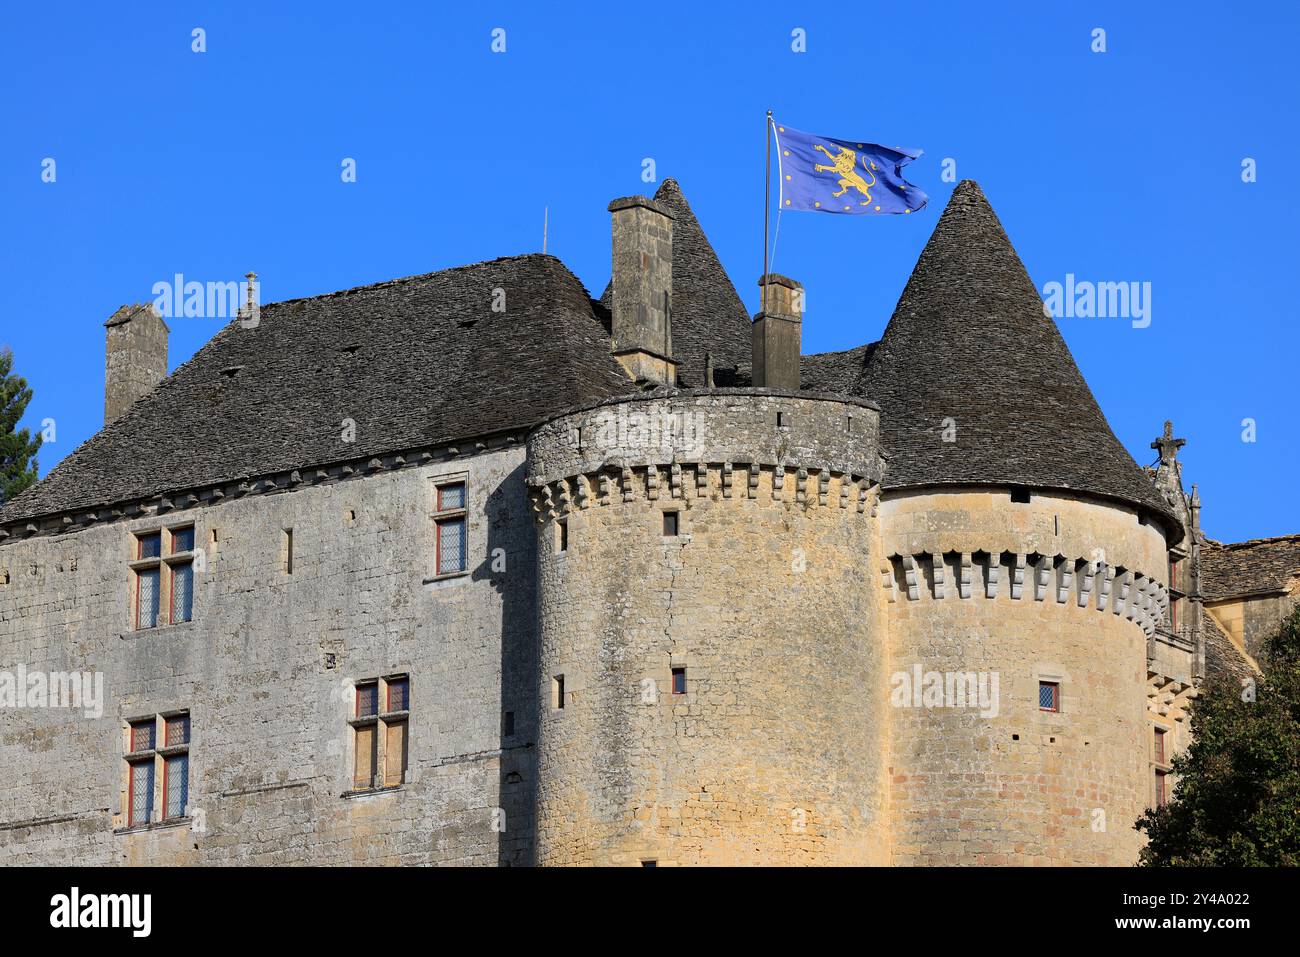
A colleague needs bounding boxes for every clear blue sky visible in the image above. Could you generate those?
[2,1,1295,543]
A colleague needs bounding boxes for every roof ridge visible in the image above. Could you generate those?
[265,253,568,309]
[1215,532,1300,550]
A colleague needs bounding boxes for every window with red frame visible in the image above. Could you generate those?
[434,480,467,576]
[125,712,190,826]
[1038,681,1060,712]
[132,526,197,629]
[350,676,409,791]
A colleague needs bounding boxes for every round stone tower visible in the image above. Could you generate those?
[867,181,1183,865]
[527,389,887,866]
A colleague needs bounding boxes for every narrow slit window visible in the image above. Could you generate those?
[553,674,565,710]
[671,666,687,695]
[557,518,568,553]
[283,528,294,575]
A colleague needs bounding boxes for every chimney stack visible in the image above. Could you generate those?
[607,195,676,386]
[752,274,802,390]
[104,303,169,424]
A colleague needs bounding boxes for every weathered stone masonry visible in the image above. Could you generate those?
[1,176,1275,866]
[528,391,887,865]
[1,444,538,865]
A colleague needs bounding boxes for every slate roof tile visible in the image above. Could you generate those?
[1201,534,1300,600]
[2,254,637,524]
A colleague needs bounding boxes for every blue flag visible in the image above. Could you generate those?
[772,122,927,215]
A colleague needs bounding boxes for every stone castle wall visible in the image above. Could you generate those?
[527,390,890,864]
[878,489,1169,865]
[1,389,1198,867]
[0,446,537,865]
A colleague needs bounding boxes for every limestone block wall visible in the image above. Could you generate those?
[0,445,537,865]
[878,488,1170,865]
[527,390,889,865]
[1207,585,1299,662]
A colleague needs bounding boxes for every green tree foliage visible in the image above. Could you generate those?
[0,346,42,506]
[1137,606,1300,865]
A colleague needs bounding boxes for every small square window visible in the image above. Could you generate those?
[503,711,515,737]
[1010,486,1031,504]
[1039,681,1060,712]
[663,512,679,537]
[356,682,379,718]
[671,667,686,695]
[438,482,466,511]
[137,532,162,560]
[165,714,190,747]
[129,718,156,753]
[641,859,658,867]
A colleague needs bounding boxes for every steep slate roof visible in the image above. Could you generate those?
[1,254,637,525]
[1201,534,1300,600]
[1202,610,1260,686]
[600,178,753,386]
[801,342,877,395]
[859,180,1181,539]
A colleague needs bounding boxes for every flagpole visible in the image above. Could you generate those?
[763,109,772,314]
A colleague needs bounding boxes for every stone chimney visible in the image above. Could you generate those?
[104,303,169,424]
[752,274,802,390]
[608,195,676,385]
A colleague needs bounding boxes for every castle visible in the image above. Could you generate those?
[1,179,1296,866]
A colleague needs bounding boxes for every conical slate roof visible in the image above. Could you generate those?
[600,178,752,386]
[864,180,1181,539]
